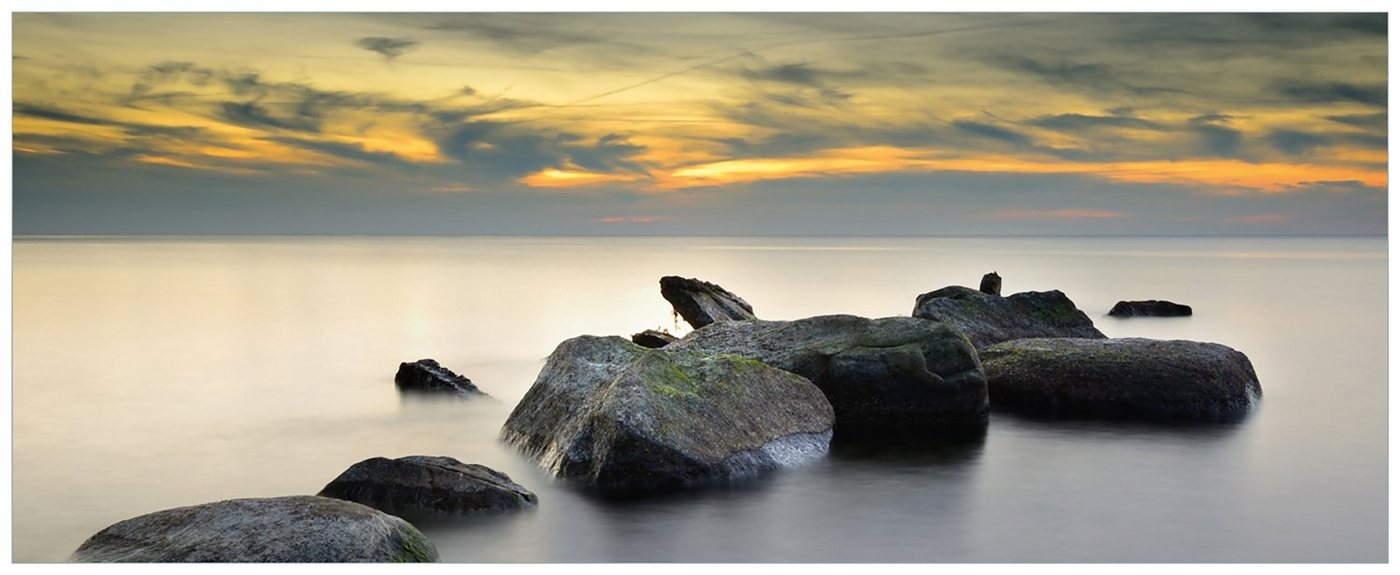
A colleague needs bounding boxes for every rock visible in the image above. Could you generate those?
[318,456,537,518]
[659,276,757,329]
[395,359,487,397]
[979,271,1002,295]
[912,286,1105,350]
[1109,300,1193,317]
[980,338,1261,421]
[500,335,833,493]
[631,329,679,348]
[670,315,988,435]
[71,496,437,563]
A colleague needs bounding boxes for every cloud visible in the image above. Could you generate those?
[996,55,1187,96]
[1030,113,1165,132]
[1268,130,1329,156]
[952,120,1032,147]
[742,62,824,86]
[980,208,1126,220]
[1276,81,1387,107]
[219,101,322,133]
[355,37,420,61]
[1324,112,1387,129]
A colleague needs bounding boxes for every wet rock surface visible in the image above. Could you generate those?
[319,456,537,518]
[659,276,757,329]
[913,286,1105,350]
[981,337,1261,421]
[501,336,834,494]
[395,359,487,397]
[671,315,988,435]
[1108,300,1193,317]
[71,496,438,563]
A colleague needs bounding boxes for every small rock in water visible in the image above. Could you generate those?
[319,455,537,517]
[979,271,1002,296]
[395,359,487,397]
[659,275,757,329]
[1108,300,1193,317]
[71,496,438,563]
[631,329,679,348]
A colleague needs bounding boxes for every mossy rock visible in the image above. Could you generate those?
[912,285,1106,350]
[670,315,988,437]
[501,336,834,494]
[71,496,438,563]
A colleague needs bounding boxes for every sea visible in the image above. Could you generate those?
[10,235,1388,562]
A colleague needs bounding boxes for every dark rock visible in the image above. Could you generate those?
[71,496,437,563]
[395,359,487,397]
[979,272,1002,296]
[631,329,679,348]
[500,336,833,494]
[1109,300,1193,317]
[659,276,756,329]
[912,286,1105,350]
[981,338,1261,421]
[318,456,537,518]
[670,315,988,435]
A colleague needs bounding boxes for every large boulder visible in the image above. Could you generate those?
[659,276,757,329]
[395,359,487,397]
[912,286,1105,350]
[980,338,1261,421]
[500,336,834,494]
[669,315,988,435]
[71,496,437,563]
[318,456,537,518]
[1108,300,1193,317]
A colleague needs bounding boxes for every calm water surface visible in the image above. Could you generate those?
[11,236,1387,562]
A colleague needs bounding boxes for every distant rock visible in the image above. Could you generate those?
[980,338,1261,421]
[318,456,536,517]
[912,286,1105,350]
[395,359,487,397]
[659,276,757,329]
[670,315,988,435]
[1109,300,1193,317]
[979,272,1002,296]
[501,335,833,493]
[631,329,679,348]
[71,496,437,563]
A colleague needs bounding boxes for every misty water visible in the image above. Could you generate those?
[11,235,1387,562]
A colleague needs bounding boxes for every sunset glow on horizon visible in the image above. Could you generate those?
[12,13,1388,235]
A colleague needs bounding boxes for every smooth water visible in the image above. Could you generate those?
[11,236,1387,562]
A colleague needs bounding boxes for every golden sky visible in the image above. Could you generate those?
[11,13,1389,235]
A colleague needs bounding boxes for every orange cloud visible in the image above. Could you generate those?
[518,167,645,189]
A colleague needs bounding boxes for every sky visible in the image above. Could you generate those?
[10,12,1390,235]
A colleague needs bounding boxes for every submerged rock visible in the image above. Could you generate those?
[659,276,757,329]
[71,496,437,563]
[631,329,679,348]
[395,359,487,397]
[980,338,1261,421]
[912,286,1105,350]
[501,335,833,494]
[1108,300,1193,317]
[670,315,988,435]
[979,272,1002,296]
[318,456,537,518]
